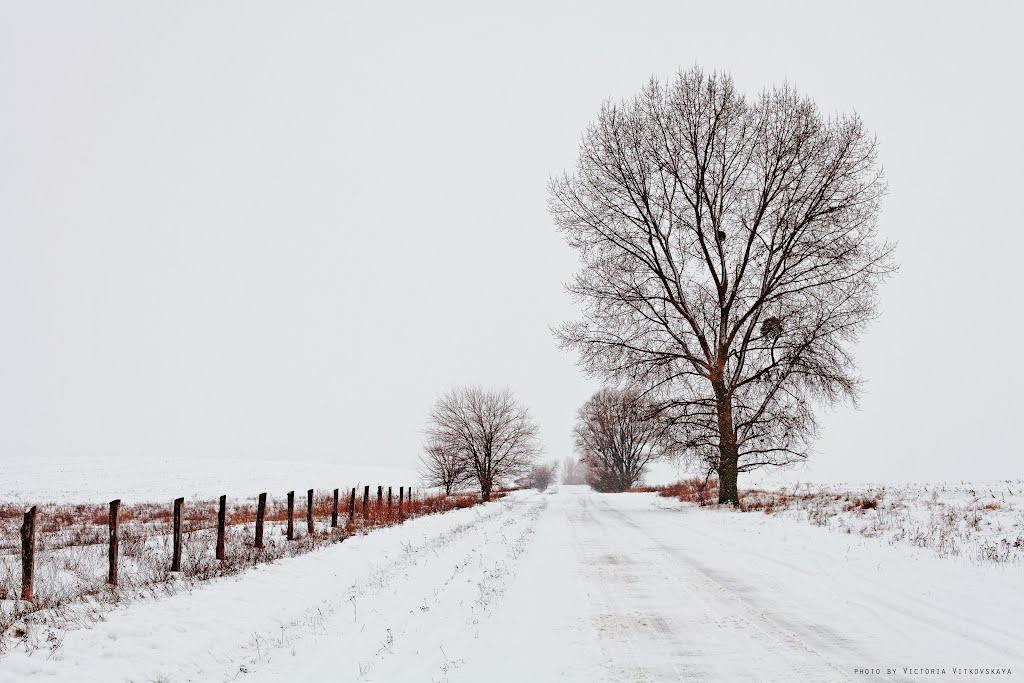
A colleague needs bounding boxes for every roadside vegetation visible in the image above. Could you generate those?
[0,489,491,648]
[638,478,1024,563]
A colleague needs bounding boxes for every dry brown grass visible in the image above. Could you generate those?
[631,480,1024,565]
[633,478,720,505]
[632,480,859,515]
[0,487,492,644]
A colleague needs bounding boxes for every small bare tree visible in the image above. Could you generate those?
[520,461,557,491]
[426,386,541,501]
[550,68,895,504]
[560,457,588,485]
[419,441,472,495]
[575,387,668,491]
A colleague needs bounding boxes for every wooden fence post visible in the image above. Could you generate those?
[399,486,404,514]
[362,485,369,518]
[348,487,356,523]
[255,492,267,549]
[307,488,314,536]
[20,506,37,601]
[171,497,184,572]
[287,491,295,540]
[387,486,393,511]
[331,488,339,528]
[108,499,120,585]
[216,495,226,561]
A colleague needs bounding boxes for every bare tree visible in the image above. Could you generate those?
[560,457,588,485]
[574,387,669,491]
[419,440,473,495]
[426,386,541,501]
[550,68,895,504]
[520,461,557,491]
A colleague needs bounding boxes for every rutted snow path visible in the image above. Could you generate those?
[3,486,1021,681]
[553,489,1022,682]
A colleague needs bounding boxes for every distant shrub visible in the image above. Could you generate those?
[518,463,557,492]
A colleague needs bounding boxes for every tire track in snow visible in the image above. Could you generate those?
[235,494,547,682]
[568,496,698,681]
[571,493,862,682]
[650,499,1023,660]
[595,497,860,681]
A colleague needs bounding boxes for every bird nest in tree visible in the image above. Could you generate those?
[761,316,783,339]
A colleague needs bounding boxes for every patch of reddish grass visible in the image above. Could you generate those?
[740,489,819,513]
[633,479,835,513]
[452,495,480,509]
[633,478,720,506]
[846,496,880,511]
[0,487,492,556]
[0,487,500,643]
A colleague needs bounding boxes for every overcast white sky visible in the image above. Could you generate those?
[1,1,1022,484]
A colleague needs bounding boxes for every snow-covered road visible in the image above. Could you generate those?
[554,491,1021,681]
[3,486,1021,681]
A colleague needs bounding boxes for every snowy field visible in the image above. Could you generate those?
[0,456,418,504]
[2,486,1021,681]
[738,480,1024,563]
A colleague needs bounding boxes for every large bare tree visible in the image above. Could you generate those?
[550,68,895,504]
[425,387,541,501]
[574,387,669,491]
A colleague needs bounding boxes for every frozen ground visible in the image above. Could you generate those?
[739,480,1024,563]
[0,455,417,503]
[2,486,1020,682]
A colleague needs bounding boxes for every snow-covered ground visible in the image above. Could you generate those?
[2,486,1020,681]
[1,456,418,503]
[739,480,1024,563]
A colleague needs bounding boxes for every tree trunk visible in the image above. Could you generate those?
[713,378,741,505]
[717,443,739,505]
